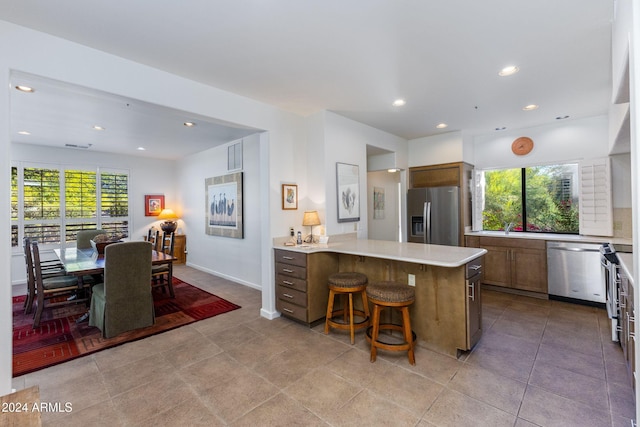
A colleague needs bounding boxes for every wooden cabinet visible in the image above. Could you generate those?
[274,249,338,326]
[466,259,483,349]
[337,253,482,357]
[173,234,187,264]
[466,236,547,294]
[619,266,635,390]
[409,162,473,246]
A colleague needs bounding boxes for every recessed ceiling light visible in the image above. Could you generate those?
[495,127,507,131]
[387,168,399,173]
[555,115,570,120]
[436,123,448,129]
[498,65,519,77]
[15,85,35,93]
[392,99,406,107]
[183,121,196,127]
[137,147,146,151]
[92,125,105,131]
[18,131,31,135]
[523,104,539,111]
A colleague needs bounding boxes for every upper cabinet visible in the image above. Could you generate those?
[609,47,630,154]
[609,2,631,154]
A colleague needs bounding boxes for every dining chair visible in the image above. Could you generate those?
[31,241,89,328]
[146,228,161,252]
[22,236,66,315]
[76,229,106,249]
[88,241,155,338]
[151,231,175,298]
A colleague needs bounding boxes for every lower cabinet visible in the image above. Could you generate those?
[274,249,338,326]
[466,259,483,349]
[466,236,547,294]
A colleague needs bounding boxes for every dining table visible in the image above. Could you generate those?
[54,245,176,322]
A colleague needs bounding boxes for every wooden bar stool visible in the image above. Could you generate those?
[366,281,416,365]
[324,272,369,344]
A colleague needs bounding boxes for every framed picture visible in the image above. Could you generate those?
[282,184,298,210]
[336,162,360,223]
[205,172,243,239]
[144,194,164,216]
[373,187,385,219]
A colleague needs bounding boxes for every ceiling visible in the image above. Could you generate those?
[1,1,613,159]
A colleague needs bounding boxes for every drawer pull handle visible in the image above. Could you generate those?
[283,293,294,299]
[282,280,294,286]
[282,256,294,260]
[282,268,294,273]
[283,308,294,313]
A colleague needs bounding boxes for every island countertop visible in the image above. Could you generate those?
[275,239,486,268]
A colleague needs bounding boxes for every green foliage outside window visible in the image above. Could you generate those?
[11,165,129,246]
[482,164,579,234]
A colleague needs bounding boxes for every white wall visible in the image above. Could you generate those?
[472,115,609,169]
[177,134,262,288]
[367,170,401,241]
[10,143,177,286]
[408,131,464,167]
[321,111,407,238]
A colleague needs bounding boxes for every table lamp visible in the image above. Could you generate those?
[158,208,179,233]
[302,210,321,243]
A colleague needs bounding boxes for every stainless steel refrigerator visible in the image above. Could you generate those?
[407,187,459,246]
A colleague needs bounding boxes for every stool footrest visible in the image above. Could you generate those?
[327,309,369,330]
[366,324,416,351]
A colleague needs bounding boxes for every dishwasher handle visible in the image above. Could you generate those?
[547,246,600,253]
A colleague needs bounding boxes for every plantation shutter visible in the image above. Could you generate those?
[23,167,61,244]
[100,171,129,236]
[579,157,612,236]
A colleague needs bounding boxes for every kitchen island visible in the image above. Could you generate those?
[274,239,486,358]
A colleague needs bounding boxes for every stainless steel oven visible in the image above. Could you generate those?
[600,243,619,342]
[600,243,633,343]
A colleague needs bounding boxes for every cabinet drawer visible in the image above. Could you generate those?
[276,274,307,292]
[274,249,307,267]
[275,262,306,280]
[277,299,307,322]
[277,285,307,307]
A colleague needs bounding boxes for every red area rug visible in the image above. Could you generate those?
[12,278,240,377]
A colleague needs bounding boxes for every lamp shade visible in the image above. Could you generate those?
[302,210,321,226]
[158,208,178,233]
[158,208,178,220]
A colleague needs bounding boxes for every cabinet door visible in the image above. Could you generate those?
[466,275,482,348]
[511,248,547,293]
[482,246,511,287]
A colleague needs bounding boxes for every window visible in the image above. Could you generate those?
[11,163,129,247]
[481,163,579,234]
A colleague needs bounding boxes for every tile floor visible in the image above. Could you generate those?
[11,265,637,426]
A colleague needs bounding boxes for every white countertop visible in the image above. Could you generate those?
[618,253,634,286]
[465,230,633,246]
[275,239,486,268]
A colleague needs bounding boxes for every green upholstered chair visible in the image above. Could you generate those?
[76,229,106,249]
[89,241,155,338]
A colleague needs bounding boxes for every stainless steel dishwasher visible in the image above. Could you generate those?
[546,241,604,303]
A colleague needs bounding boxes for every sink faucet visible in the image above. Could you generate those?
[504,222,514,235]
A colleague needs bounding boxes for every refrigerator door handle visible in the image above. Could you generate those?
[424,201,431,244]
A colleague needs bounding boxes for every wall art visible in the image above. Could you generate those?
[336,162,360,223]
[205,172,243,239]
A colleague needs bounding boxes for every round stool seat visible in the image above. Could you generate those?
[366,281,416,365]
[325,272,370,344]
[366,281,415,303]
[328,272,368,289]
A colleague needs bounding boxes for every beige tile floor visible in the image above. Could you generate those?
[11,265,636,426]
